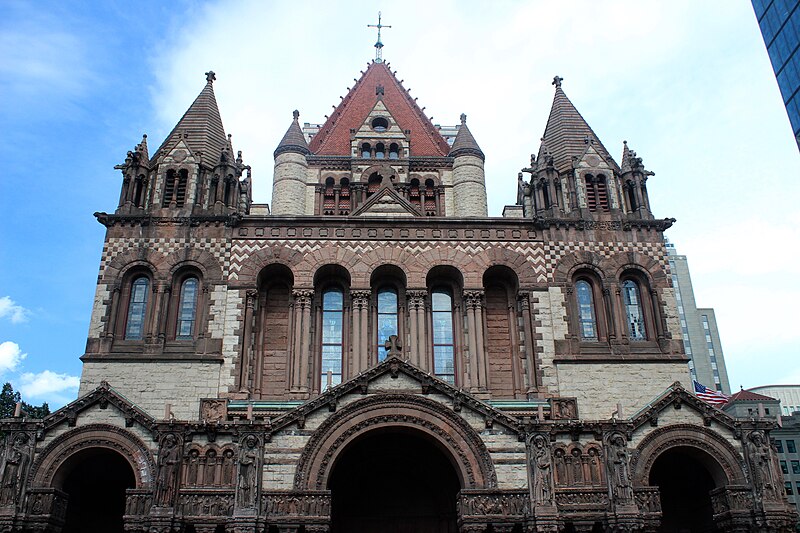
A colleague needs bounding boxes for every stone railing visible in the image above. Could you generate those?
[124,488,152,517]
[262,491,331,522]
[710,485,754,515]
[458,490,529,519]
[178,488,234,517]
[554,487,608,512]
[25,487,68,521]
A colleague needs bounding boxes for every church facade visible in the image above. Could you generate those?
[0,58,796,532]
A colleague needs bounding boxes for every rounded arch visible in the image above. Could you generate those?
[369,263,407,289]
[553,251,607,285]
[482,264,519,292]
[257,263,295,290]
[104,249,168,283]
[631,424,747,487]
[607,251,667,285]
[359,164,397,183]
[30,424,155,489]
[426,264,465,290]
[235,246,303,286]
[165,249,223,280]
[313,263,352,289]
[293,394,497,491]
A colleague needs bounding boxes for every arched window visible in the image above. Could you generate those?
[175,169,189,207]
[371,117,389,131]
[323,177,335,214]
[540,178,551,209]
[133,175,146,207]
[424,178,437,215]
[389,143,399,159]
[584,174,609,212]
[176,277,199,339]
[375,143,385,159]
[125,276,150,340]
[409,178,421,209]
[321,288,344,389]
[575,280,598,340]
[367,173,382,197]
[376,287,398,361]
[361,143,371,159]
[431,288,455,383]
[622,280,646,340]
[162,170,176,206]
[339,177,350,214]
[626,180,638,211]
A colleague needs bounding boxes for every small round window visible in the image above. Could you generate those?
[371,117,389,132]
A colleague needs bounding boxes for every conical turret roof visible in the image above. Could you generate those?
[150,71,227,166]
[538,77,618,173]
[274,110,311,157]
[308,61,450,157]
[449,113,484,160]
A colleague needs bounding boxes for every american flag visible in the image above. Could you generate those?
[693,380,729,406]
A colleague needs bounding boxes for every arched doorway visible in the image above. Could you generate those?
[55,447,136,533]
[328,428,460,533]
[649,447,722,533]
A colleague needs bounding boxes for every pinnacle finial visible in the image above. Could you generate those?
[460,113,467,124]
[368,12,392,62]
[205,71,216,84]
[552,75,563,88]
[293,110,300,121]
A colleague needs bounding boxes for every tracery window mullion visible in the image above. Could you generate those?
[376,288,398,362]
[431,289,455,383]
[320,288,344,389]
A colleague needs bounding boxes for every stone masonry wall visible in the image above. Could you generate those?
[452,155,488,217]
[271,152,308,215]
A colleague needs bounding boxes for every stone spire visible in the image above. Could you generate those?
[449,113,485,161]
[274,110,310,157]
[537,76,617,173]
[150,71,227,166]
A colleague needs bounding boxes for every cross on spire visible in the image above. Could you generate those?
[552,75,563,88]
[368,12,392,63]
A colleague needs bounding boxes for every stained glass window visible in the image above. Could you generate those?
[432,289,455,384]
[575,280,597,340]
[177,277,199,339]
[376,288,398,362]
[622,280,646,340]
[125,276,149,340]
[321,288,344,389]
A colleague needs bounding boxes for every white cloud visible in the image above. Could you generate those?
[16,370,79,400]
[0,296,30,324]
[0,342,26,373]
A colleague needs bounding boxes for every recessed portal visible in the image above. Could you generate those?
[329,429,460,533]
[57,448,136,533]
[649,447,719,533]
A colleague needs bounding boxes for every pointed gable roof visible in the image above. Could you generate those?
[151,71,228,166]
[274,110,311,157]
[538,77,618,174]
[449,113,484,160]
[308,61,450,157]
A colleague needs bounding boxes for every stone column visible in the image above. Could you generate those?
[507,297,524,397]
[518,292,538,393]
[407,290,427,368]
[350,290,370,373]
[105,285,121,338]
[290,290,313,393]
[602,286,617,341]
[238,290,257,394]
[297,290,313,393]
[649,289,665,341]
[464,290,486,391]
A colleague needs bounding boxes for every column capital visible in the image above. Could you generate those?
[292,289,314,308]
[464,290,484,310]
[351,290,370,309]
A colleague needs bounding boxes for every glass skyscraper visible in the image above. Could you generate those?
[753,0,800,149]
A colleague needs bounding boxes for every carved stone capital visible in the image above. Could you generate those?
[350,290,370,309]
[464,290,484,310]
[407,290,427,310]
[292,290,314,309]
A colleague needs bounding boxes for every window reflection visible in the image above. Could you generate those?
[376,288,398,361]
[432,289,455,383]
[321,288,344,389]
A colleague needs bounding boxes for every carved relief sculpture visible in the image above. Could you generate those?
[746,430,781,502]
[530,434,554,505]
[236,435,260,509]
[605,432,634,506]
[0,433,30,506]
[154,433,182,507]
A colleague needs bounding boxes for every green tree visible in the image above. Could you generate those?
[0,382,50,419]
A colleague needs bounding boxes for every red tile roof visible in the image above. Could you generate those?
[308,61,450,157]
[727,390,778,402]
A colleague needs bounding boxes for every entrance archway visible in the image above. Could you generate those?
[55,447,135,533]
[649,447,721,533]
[328,428,460,533]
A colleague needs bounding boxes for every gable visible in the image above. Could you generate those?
[350,183,423,217]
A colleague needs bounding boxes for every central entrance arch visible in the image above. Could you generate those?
[56,447,136,533]
[328,428,460,533]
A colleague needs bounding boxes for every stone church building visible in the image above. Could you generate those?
[0,56,795,532]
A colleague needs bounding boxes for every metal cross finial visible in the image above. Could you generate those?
[552,75,563,88]
[368,12,392,62]
[205,71,216,84]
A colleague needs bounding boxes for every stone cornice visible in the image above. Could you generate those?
[535,216,676,232]
[94,212,242,228]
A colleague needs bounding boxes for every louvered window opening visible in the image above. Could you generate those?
[585,175,609,212]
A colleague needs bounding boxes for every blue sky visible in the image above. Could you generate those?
[1,1,798,408]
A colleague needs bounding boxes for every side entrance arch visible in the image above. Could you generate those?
[29,424,155,533]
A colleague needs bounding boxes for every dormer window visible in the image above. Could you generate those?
[389,143,399,159]
[371,117,389,132]
[375,143,385,159]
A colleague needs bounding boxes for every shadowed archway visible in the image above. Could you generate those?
[329,428,460,533]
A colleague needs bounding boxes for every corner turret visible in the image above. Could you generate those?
[271,110,310,215]
[449,114,488,217]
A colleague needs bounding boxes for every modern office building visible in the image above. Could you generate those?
[752,0,800,149]
[666,243,732,394]
[750,384,800,416]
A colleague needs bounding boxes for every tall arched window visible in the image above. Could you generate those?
[162,170,176,206]
[375,143,385,159]
[622,280,646,340]
[176,277,199,339]
[361,143,371,158]
[125,276,150,340]
[575,280,598,340]
[389,143,399,159]
[431,289,455,383]
[376,288,398,361]
[321,288,344,389]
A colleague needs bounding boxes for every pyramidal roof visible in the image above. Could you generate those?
[275,110,311,157]
[538,77,618,174]
[449,113,484,160]
[308,61,450,157]
[151,71,227,166]
[727,389,778,403]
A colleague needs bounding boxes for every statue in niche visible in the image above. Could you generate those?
[570,448,584,485]
[222,448,236,486]
[530,434,554,504]
[747,430,780,502]
[154,434,181,506]
[605,432,633,505]
[0,433,29,505]
[237,435,259,508]
[185,449,200,486]
[587,447,603,485]
[553,447,567,485]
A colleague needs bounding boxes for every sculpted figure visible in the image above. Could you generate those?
[154,434,181,506]
[237,435,259,508]
[0,433,29,505]
[606,433,633,505]
[531,434,554,504]
[747,430,780,501]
